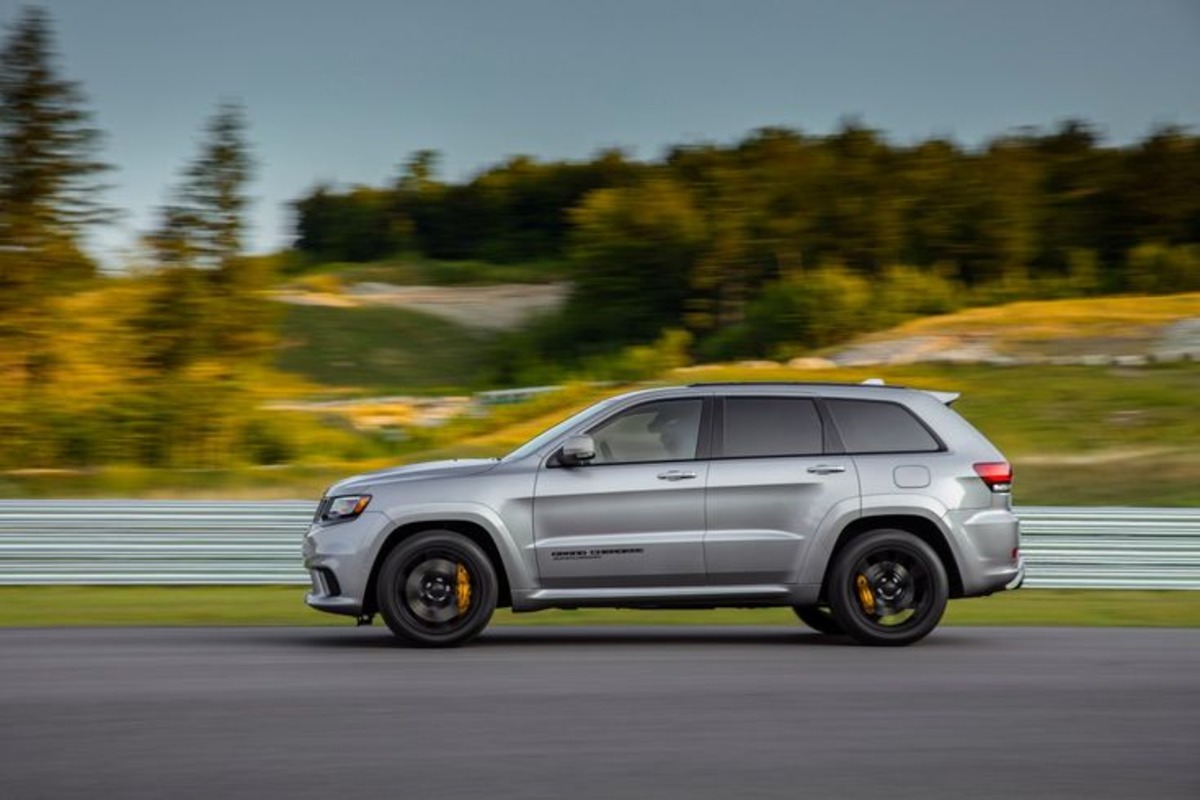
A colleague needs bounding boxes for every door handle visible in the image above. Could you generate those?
[657,470,698,481]
[807,464,846,475]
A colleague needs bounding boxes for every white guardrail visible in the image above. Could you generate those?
[0,502,1197,588]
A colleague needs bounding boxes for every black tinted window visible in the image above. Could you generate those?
[723,397,823,458]
[827,399,940,453]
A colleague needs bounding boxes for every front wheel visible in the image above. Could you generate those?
[376,530,498,647]
[828,529,948,646]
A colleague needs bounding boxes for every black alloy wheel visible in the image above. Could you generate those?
[376,530,498,647]
[828,529,948,646]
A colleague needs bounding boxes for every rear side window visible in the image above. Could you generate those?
[826,399,940,453]
[723,397,823,458]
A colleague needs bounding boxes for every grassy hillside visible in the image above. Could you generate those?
[7,292,1197,505]
[442,360,1200,506]
[275,303,490,393]
[842,292,1200,356]
[26,359,1188,505]
[6,360,1197,504]
[671,362,1200,506]
[861,293,1199,336]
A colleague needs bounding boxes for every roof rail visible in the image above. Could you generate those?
[684,379,959,404]
[686,380,905,390]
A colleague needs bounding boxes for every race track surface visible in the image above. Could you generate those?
[1,626,1196,799]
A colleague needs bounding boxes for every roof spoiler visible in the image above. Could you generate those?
[859,378,959,405]
[926,390,960,405]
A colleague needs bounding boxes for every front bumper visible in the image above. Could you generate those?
[305,592,364,617]
[302,510,391,617]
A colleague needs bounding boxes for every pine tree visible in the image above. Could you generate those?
[0,6,111,254]
[147,101,272,362]
[0,6,111,410]
[151,101,253,268]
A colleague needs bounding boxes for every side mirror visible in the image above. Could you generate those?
[558,434,596,466]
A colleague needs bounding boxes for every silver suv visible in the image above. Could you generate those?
[304,381,1023,646]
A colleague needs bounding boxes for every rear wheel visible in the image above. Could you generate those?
[376,530,498,647]
[828,529,948,646]
[792,605,843,635]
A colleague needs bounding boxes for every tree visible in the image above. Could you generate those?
[0,6,111,415]
[151,101,253,269]
[0,5,111,256]
[564,178,707,350]
[293,183,407,262]
[147,101,272,362]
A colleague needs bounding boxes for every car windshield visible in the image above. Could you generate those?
[502,394,625,462]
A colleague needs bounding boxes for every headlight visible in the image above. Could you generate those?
[320,494,371,523]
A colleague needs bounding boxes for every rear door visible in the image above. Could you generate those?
[704,395,859,585]
[533,397,711,589]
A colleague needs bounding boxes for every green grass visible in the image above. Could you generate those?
[0,587,1195,628]
[945,363,1200,457]
[941,589,1200,627]
[674,361,1200,457]
[1013,454,1200,507]
[276,303,491,393]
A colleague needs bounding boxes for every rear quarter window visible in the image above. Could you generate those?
[826,398,941,453]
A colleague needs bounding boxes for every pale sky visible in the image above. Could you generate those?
[9,0,1200,262]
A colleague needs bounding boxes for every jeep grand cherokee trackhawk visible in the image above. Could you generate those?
[303,381,1023,646]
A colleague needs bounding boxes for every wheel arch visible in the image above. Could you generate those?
[363,520,513,616]
[821,514,965,600]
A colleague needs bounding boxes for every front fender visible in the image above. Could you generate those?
[377,502,538,595]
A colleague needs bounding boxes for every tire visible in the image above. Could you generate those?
[792,605,844,635]
[375,530,498,647]
[828,529,948,646]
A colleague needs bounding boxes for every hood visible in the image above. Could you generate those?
[327,458,499,494]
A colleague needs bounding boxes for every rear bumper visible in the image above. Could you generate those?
[1005,556,1026,591]
[944,506,1023,597]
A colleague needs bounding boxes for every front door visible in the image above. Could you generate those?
[533,397,709,589]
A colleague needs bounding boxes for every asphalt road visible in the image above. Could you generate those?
[1,626,1196,800]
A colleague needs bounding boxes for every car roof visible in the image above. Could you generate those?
[609,381,957,405]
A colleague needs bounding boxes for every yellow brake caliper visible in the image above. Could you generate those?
[855,574,876,615]
[455,563,471,614]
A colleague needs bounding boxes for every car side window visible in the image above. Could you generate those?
[722,397,823,458]
[826,398,941,453]
[588,399,703,464]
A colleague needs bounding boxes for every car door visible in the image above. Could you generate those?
[533,397,710,589]
[704,395,860,585]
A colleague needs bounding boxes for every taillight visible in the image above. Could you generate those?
[974,462,1013,492]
